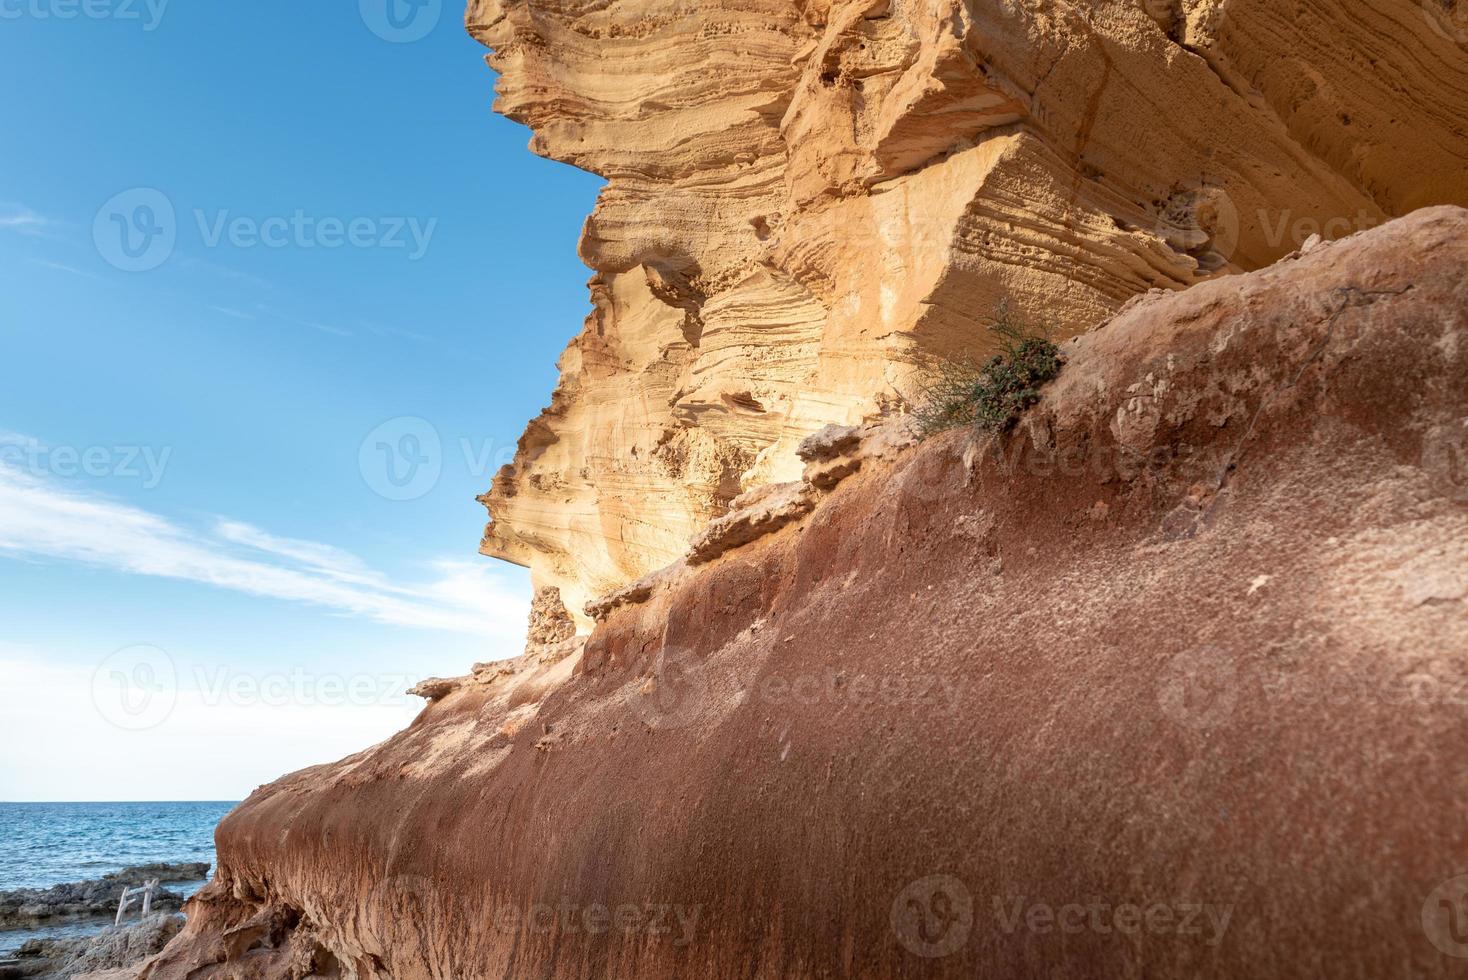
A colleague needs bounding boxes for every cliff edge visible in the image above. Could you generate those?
[469,0,1468,618]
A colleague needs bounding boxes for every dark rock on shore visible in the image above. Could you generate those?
[0,865,208,930]
[5,913,181,979]
[99,867,207,888]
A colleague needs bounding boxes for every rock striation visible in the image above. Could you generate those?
[141,209,1468,978]
[469,0,1468,617]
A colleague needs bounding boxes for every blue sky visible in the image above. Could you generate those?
[0,1,603,801]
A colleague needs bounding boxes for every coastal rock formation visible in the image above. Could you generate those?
[470,0,1468,615]
[143,210,1468,978]
[0,867,207,931]
[8,915,183,980]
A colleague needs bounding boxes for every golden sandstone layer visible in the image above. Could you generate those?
[470,0,1468,621]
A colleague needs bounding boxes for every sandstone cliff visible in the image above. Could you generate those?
[143,209,1468,978]
[470,0,1468,618]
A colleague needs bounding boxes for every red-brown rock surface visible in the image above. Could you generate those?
[144,209,1468,978]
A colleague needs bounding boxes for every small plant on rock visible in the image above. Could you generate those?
[911,300,1064,436]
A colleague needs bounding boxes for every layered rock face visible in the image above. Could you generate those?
[144,210,1468,978]
[471,0,1468,618]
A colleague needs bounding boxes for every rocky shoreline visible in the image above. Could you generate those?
[1,915,182,980]
[0,865,207,931]
[0,865,208,980]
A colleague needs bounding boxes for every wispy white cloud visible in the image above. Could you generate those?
[0,458,528,637]
[210,305,353,337]
[0,205,49,231]
[365,322,431,343]
[175,256,275,292]
[25,257,106,281]
[295,318,353,337]
[213,519,372,578]
[253,305,353,338]
[0,204,66,241]
[26,258,84,274]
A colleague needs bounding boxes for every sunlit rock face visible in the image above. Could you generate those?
[467,0,1468,619]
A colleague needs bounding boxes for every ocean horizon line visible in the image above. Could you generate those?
[0,800,240,806]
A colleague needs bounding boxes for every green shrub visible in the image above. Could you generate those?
[912,301,1064,436]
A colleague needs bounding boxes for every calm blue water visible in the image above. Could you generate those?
[0,801,237,955]
[0,802,236,891]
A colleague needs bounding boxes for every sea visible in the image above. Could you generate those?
[0,801,236,956]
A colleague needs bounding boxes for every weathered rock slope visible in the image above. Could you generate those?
[471,0,1468,616]
[144,209,1468,978]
